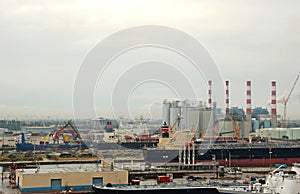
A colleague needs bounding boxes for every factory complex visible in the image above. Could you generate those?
[0,78,300,193]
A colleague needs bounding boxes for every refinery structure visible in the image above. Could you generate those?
[162,78,299,140]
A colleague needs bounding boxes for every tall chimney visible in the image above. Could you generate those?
[225,81,229,114]
[271,81,277,127]
[246,81,252,119]
[208,80,212,108]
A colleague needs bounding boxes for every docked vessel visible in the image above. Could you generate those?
[92,185,220,194]
[120,134,159,149]
[143,141,300,167]
[16,121,88,151]
[89,132,159,150]
[89,125,159,150]
[143,122,300,167]
[15,138,88,151]
[264,163,300,194]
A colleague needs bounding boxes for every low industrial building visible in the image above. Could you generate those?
[15,163,128,193]
[114,158,146,171]
[258,127,300,140]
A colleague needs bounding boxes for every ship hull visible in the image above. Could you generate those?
[143,145,300,167]
[16,143,88,151]
[90,142,158,150]
[120,142,158,149]
[92,186,220,194]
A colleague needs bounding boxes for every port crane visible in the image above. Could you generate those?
[169,114,181,131]
[52,121,82,143]
[228,113,240,139]
[219,112,240,139]
[282,75,299,128]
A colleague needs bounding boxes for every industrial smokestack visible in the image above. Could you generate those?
[246,81,252,119]
[271,81,277,127]
[244,80,253,135]
[225,81,229,114]
[208,80,212,108]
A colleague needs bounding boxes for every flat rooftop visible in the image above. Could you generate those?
[18,163,118,175]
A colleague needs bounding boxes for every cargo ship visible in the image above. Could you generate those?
[142,122,300,167]
[89,135,159,150]
[143,141,300,167]
[15,136,88,151]
[92,185,220,194]
[89,121,160,150]
[120,134,159,149]
[89,120,300,167]
[16,121,89,151]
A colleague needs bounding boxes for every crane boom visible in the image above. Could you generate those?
[285,75,299,103]
[53,121,82,143]
[53,122,69,142]
[169,114,180,131]
[283,75,300,128]
[228,113,240,139]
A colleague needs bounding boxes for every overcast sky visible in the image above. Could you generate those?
[0,0,299,120]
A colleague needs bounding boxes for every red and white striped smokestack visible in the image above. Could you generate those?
[225,81,229,114]
[246,81,251,116]
[208,80,212,108]
[271,81,277,127]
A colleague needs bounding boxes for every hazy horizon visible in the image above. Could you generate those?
[0,0,299,120]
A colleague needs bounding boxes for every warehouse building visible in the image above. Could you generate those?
[15,163,128,193]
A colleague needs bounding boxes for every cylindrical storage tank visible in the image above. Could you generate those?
[278,128,287,139]
[181,106,188,130]
[187,107,200,131]
[293,128,300,139]
[162,100,171,126]
[266,128,278,139]
[200,110,214,137]
[263,120,271,129]
[253,120,259,131]
[220,120,234,137]
[170,106,180,130]
[287,128,300,140]
[267,128,287,139]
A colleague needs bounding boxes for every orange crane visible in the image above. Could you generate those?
[282,75,299,128]
[219,112,240,139]
[169,114,181,131]
[229,113,240,139]
[53,121,82,143]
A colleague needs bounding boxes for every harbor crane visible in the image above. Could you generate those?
[52,121,82,143]
[228,113,240,139]
[169,114,181,131]
[219,112,240,139]
[282,75,299,128]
